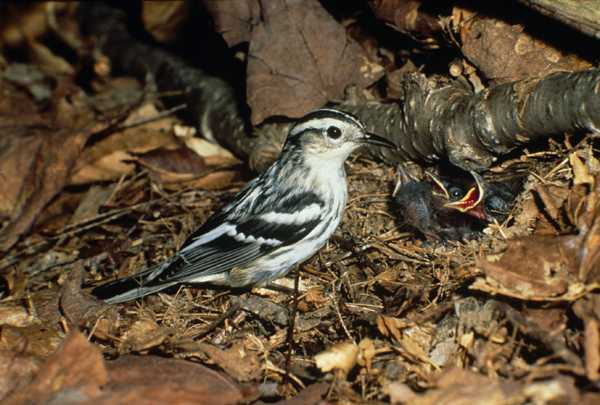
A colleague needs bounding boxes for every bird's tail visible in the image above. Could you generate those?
[91,262,175,304]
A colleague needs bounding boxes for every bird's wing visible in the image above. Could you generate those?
[147,191,326,284]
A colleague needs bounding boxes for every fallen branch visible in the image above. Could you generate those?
[78,3,600,173]
[341,68,600,171]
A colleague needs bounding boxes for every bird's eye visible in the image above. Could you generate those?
[326,126,342,139]
[449,187,463,199]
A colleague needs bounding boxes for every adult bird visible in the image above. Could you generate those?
[93,108,396,303]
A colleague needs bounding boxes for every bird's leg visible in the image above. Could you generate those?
[261,282,296,295]
[283,267,301,389]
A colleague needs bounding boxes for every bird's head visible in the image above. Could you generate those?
[283,109,396,163]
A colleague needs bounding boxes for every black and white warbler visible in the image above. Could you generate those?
[93,108,396,303]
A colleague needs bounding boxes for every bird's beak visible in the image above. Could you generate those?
[426,172,450,200]
[443,171,485,213]
[361,133,396,149]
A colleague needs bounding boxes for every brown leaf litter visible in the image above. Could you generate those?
[473,152,600,301]
[3,2,600,404]
[245,0,383,124]
[2,331,258,405]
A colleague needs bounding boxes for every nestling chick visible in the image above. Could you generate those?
[393,167,519,240]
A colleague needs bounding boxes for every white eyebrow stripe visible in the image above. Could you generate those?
[318,108,363,128]
[260,203,322,225]
[290,117,360,137]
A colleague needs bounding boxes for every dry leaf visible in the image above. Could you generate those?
[472,236,582,300]
[0,305,36,328]
[60,263,111,327]
[169,169,244,191]
[70,103,178,185]
[0,88,103,252]
[410,368,520,405]
[69,184,115,225]
[386,381,418,404]
[134,147,208,184]
[459,11,591,84]
[585,319,600,381]
[120,318,169,353]
[246,0,382,124]
[369,0,442,38]
[2,333,257,404]
[202,0,261,47]
[377,314,410,341]
[187,341,261,382]
[571,152,595,187]
[0,351,41,400]
[4,332,108,405]
[104,355,257,404]
[176,128,238,165]
[314,341,359,377]
[265,382,329,405]
[142,0,188,43]
[474,175,600,300]
[357,338,376,372]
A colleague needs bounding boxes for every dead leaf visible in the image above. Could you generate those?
[104,355,258,404]
[203,0,261,47]
[459,12,591,84]
[0,291,63,358]
[0,86,106,252]
[369,0,442,38]
[579,213,600,283]
[235,295,289,326]
[377,314,411,341]
[521,307,566,334]
[2,333,257,404]
[69,184,115,225]
[27,38,74,76]
[259,382,329,405]
[70,103,178,185]
[134,147,208,184]
[584,319,600,381]
[185,341,262,382]
[0,3,49,48]
[314,341,359,377]
[474,175,600,299]
[357,338,376,372]
[472,235,582,300]
[120,318,169,353]
[165,169,244,191]
[0,351,41,400]
[571,152,595,186]
[521,377,580,405]
[409,368,521,405]
[4,332,108,405]
[0,305,36,328]
[246,0,383,124]
[533,183,570,230]
[175,125,238,164]
[386,381,418,404]
[60,264,111,327]
[142,0,188,43]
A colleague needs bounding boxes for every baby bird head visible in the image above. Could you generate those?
[283,108,395,163]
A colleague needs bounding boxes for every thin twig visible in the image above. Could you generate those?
[284,269,301,387]
[0,187,219,272]
[193,300,241,340]
[112,103,187,132]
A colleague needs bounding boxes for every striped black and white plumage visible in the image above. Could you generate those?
[92,108,396,303]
